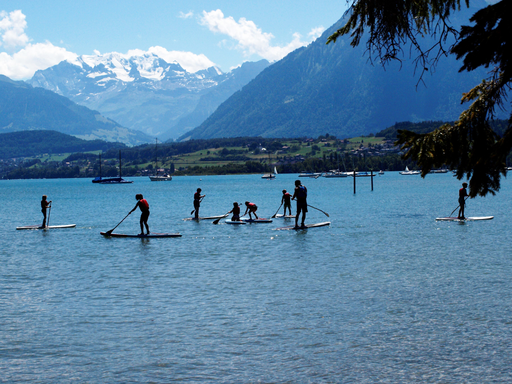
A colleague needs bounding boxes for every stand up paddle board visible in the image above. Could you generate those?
[240,218,273,223]
[17,224,76,230]
[435,216,494,221]
[274,214,296,218]
[183,215,227,221]
[100,232,182,238]
[225,220,247,225]
[275,222,331,230]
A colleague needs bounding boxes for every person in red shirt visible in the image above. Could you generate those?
[130,194,150,235]
[41,195,52,228]
[281,189,292,216]
[458,182,468,219]
[243,201,259,220]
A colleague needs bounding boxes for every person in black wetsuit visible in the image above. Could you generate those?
[193,188,205,220]
[292,180,307,228]
[458,182,468,219]
[41,195,52,228]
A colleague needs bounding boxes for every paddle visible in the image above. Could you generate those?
[47,204,52,228]
[307,204,329,217]
[449,196,469,217]
[105,211,131,235]
[212,212,230,225]
[271,202,283,218]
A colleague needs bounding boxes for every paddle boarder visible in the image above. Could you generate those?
[228,202,241,221]
[458,182,468,219]
[243,201,259,220]
[193,188,205,220]
[292,180,307,228]
[281,189,292,216]
[130,194,150,236]
[41,195,52,228]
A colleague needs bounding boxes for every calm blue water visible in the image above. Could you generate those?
[1,172,511,383]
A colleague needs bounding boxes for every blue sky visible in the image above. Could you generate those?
[0,0,348,80]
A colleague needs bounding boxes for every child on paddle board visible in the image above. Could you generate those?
[228,202,241,221]
[458,182,468,219]
[243,201,259,220]
[193,188,205,220]
[292,180,307,228]
[130,194,150,235]
[281,189,292,216]
[41,195,52,228]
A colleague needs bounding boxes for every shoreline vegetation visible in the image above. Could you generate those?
[2,121,510,180]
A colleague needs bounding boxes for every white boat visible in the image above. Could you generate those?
[262,166,277,179]
[149,139,172,181]
[323,170,348,178]
[299,172,322,178]
[400,166,421,175]
[379,170,384,175]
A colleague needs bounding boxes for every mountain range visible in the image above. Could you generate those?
[27,54,269,140]
[181,0,497,140]
[0,75,151,146]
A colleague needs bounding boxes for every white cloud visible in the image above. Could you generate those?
[199,9,323,62]
[0,10,29,50]
[0,41,77,80]
[178,11,194,19]
[143,46,216,73]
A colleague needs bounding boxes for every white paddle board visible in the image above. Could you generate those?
[225,220,247,225]
[275,222,331,230]
[17,224,76,230]
[274,214,296,218]
[240,218,273,223]
[183,215,227,221]
[435,216,494,221]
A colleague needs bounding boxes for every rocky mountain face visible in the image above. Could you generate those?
[27,53,269,140]
[181,0,497,140]
[0,74,152,146]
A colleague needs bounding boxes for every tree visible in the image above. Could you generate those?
[328,0,511,197]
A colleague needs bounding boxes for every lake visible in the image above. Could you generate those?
[1,172,511,382]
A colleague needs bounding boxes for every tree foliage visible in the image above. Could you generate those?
[328,0,511,197]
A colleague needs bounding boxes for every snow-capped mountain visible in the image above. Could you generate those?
[27,52,268,140]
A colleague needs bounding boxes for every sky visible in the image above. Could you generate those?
[0,0,348,80]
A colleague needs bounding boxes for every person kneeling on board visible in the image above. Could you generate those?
[228,202,241,221]
[292,180,307,228]
[243,201,259,220]
[130,194,150,236]
[41,195,52,228]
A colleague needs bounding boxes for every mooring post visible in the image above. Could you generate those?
[371,170,374,191]
[353,170,356,194]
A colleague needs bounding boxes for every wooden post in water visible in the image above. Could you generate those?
[371,170,374,191]
[353,170,356,194]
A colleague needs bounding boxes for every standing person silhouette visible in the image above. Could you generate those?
[193,188,205,220]
[41,195,52,228]
[292,180,307,228]
[281,189,292,216]
[458,182,468,219]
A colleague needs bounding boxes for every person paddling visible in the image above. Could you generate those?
[458,182,468,219]
[281,189,292,216]
[193,188,205,219]
[292,180,307,228]
[130,194,150,236]
[243,201,259,220]
[228,202,241,221]
[41,195,52,228]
